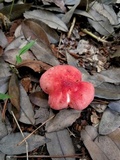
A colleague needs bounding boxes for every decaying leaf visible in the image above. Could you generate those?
[34,107,50,124]
[88,1,119,36]
[0,108,8,139]
[46,129,75,160]
[30,41,60,66]
[24,9,68,32]
[29,19,59,44]
[29,91,48,108]
[8,73,20,120]
[81,126,108,160]
[22,19,50,47]
[4,48,35,65]
[0,57,11,78]
[0,76,10,94]
[81,125,120,160]
[99,108,120,135]
[95,82,120,100]
[62,0,80,24]
[46,109,81,132]
[0,30,8,48]
[108,128,120,149]
[108,100,120,113]
[0,132,48,155]
[16,60,51,72]
[4,36,26,52]
[19,84,35,125]
[42,0,66,12]
[94,136,120,160]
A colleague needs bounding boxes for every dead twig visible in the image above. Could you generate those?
[81,28,108,43]
[11,111,29,160]
[7,154,81,159]
[17,115,54,146]
[67,17,76,38]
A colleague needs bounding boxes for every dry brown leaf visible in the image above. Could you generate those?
[95,136,120,160]
[81,126,108,160]
[81,125,120,160]
[16,60,51,72]
[108,128,120,149]
[8,73,20,120]
[22,19,50,47]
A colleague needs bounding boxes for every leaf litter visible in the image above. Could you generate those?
[0,0,120,159]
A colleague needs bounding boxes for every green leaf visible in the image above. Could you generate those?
[16,40,36,64]
[18,40,36,56]
[16,55,22,64]
[0,93,10,100]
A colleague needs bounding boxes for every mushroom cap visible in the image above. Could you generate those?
[40,65,94,110]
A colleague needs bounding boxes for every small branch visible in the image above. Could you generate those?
[7,154,81,159]
[81,28,108,43]
[11,111,29,160]
[17,115,54,146]
[68,17,76,38]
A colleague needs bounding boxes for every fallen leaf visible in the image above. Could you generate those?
[0,29,8,48]
[16,60,51,72]
[62,0,80,24]
[31,19,59,44]
[94,136,120,160]
[81,126,108,160]
[34,107,50,124]
[46,109,81,132]
[0,132,48,155]
[19,83,35,125]
[4,35,26,52]
[8,73,20,120]
[108,128,120,149]
[0,57,11,78]
[42,0,66,12]
[30,41,60,66]
[46,129,75,160]
[24,9,68,32]
[0,108,8,139]
[22,19,50,47]
[108,100,120,113]
[95,82,120,100]
[99,108,120,135]
[0,76,10,94]
[29,91,48,108]
[4,48,35,65]
[88,1,118,35]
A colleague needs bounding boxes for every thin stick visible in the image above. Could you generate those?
[17,115,54,146]
[68,17,76,38]
[7,154,81,159]
[11,111,29,160]
[81,28,108,43]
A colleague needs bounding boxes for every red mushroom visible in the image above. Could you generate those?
[40,65,94,110]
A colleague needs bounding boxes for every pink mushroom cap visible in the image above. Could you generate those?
[40,65,94,110]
